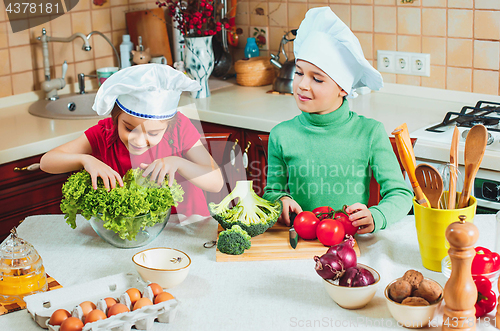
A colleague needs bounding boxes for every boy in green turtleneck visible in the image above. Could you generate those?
[262,7,413,234]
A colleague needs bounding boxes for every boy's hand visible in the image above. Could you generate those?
[82,155,123,191]
[345,203,374,234]
[140,156,181,186]
[279,196,303,226]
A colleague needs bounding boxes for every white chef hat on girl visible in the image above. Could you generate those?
[92,63,201,119]
[293,7,383,96]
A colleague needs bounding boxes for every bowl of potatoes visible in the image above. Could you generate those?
[385,270,443,329]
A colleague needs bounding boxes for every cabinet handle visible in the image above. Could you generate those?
[14,163,40,172]
[230,139,239,167]
[242,142,251,169]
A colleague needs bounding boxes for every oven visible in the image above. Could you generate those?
[410,101,500,213]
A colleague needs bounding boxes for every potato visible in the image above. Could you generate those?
[402,297,430,306]
[412,279,442,303]
[389,279,412,303]
[402,269,424,291]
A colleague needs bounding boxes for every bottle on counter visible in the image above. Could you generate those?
[120,35,134,69]
[244,37,260,59]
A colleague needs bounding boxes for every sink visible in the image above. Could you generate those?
[28,93,106,119]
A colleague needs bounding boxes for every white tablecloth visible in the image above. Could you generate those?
[1,214,499,330]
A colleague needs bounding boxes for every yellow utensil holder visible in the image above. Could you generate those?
[413,192,477,272]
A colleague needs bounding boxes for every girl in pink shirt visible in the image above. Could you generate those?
[40,64,223,217]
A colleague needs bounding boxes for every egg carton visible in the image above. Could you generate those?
[24,272,178,331]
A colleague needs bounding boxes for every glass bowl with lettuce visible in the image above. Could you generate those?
[60,168,184,248]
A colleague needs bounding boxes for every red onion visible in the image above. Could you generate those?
[326,236,357,270]
[314,253,345,280]
[339,266,375,287]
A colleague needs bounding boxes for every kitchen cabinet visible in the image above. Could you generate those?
[0,154,70,241]
[195,121,269,203]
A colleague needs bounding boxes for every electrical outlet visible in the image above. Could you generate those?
[250,26,269,51]
[410,53,431,77]
[377,50,395,73]
[395,53,410,73]
[376,50,430,77]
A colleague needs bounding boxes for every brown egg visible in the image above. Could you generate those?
[79,301,96,319]
[133,297,153,310]
[154,292,175,304]
[60,317,84,331]
[107,303,130,317]
[85,309,107,324]
[49,309,71,326]
[147,283,163,297]
[104,297,117,309]
[125,288,141,304]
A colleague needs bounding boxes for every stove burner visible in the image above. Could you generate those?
[455,117,499,128]
[426,100,500,133]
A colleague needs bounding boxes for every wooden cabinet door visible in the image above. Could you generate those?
[243,131,269,196]
[197,121,246,205]
[0,154,69,241]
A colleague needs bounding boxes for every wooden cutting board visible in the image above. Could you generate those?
[216,223,360,262]
[125,8,173,64]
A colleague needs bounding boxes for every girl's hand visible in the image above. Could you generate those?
[140,156,181,186]
[345,203,374,234]
[82,155,123,191]
[278,196,303,226]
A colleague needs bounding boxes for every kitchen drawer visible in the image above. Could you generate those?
[0,154,48,189]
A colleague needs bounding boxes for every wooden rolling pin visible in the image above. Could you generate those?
[392,128,428,207]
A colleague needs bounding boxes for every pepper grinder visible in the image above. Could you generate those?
[442,215,478,331]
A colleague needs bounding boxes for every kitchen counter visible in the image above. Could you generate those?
[2,79,495,165]
[1,214,499,330]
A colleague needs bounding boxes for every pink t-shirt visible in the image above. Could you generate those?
[84,113,210,217]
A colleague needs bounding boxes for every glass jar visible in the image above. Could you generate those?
[0,228,48,304]
[244,37,260,59]
[88,209,171,249]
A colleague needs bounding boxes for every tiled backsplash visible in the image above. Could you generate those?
[235,0,500,96]
[1,0,499,97]
[0,0,161,97]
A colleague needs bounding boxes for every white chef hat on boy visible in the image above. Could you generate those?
[293,7,383,96]
[92,63,201,119]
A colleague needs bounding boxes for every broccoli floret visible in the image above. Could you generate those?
[217,225,252,255]
[209,180,282,237]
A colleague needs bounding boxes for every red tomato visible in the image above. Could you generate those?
[293,211,320,240]
[312,206,334,221]
[334,210,358,236]
[316,219,345,246]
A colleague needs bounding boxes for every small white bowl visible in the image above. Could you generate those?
[323,263,380,309]
[132,247,191,289]
[385,278,443,329]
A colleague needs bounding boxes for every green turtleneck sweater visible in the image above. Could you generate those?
[262,99,413,232]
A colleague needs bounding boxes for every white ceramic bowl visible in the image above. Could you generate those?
[132,247,191,289]
[323,263,380,309]
[385,278,443,329]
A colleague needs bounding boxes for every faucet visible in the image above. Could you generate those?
[37,28,91,100]
[37,28,121,99]
[77,31,121,94]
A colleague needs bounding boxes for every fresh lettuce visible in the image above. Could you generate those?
[60,168,184,240]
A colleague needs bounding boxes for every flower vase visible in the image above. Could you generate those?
[184,35,214,99]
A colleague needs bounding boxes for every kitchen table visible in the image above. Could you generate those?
[1,214,499,330]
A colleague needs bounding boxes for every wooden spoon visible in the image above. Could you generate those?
[448,126,459,209]
[415,164,444,209]
[457,124,488,208]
